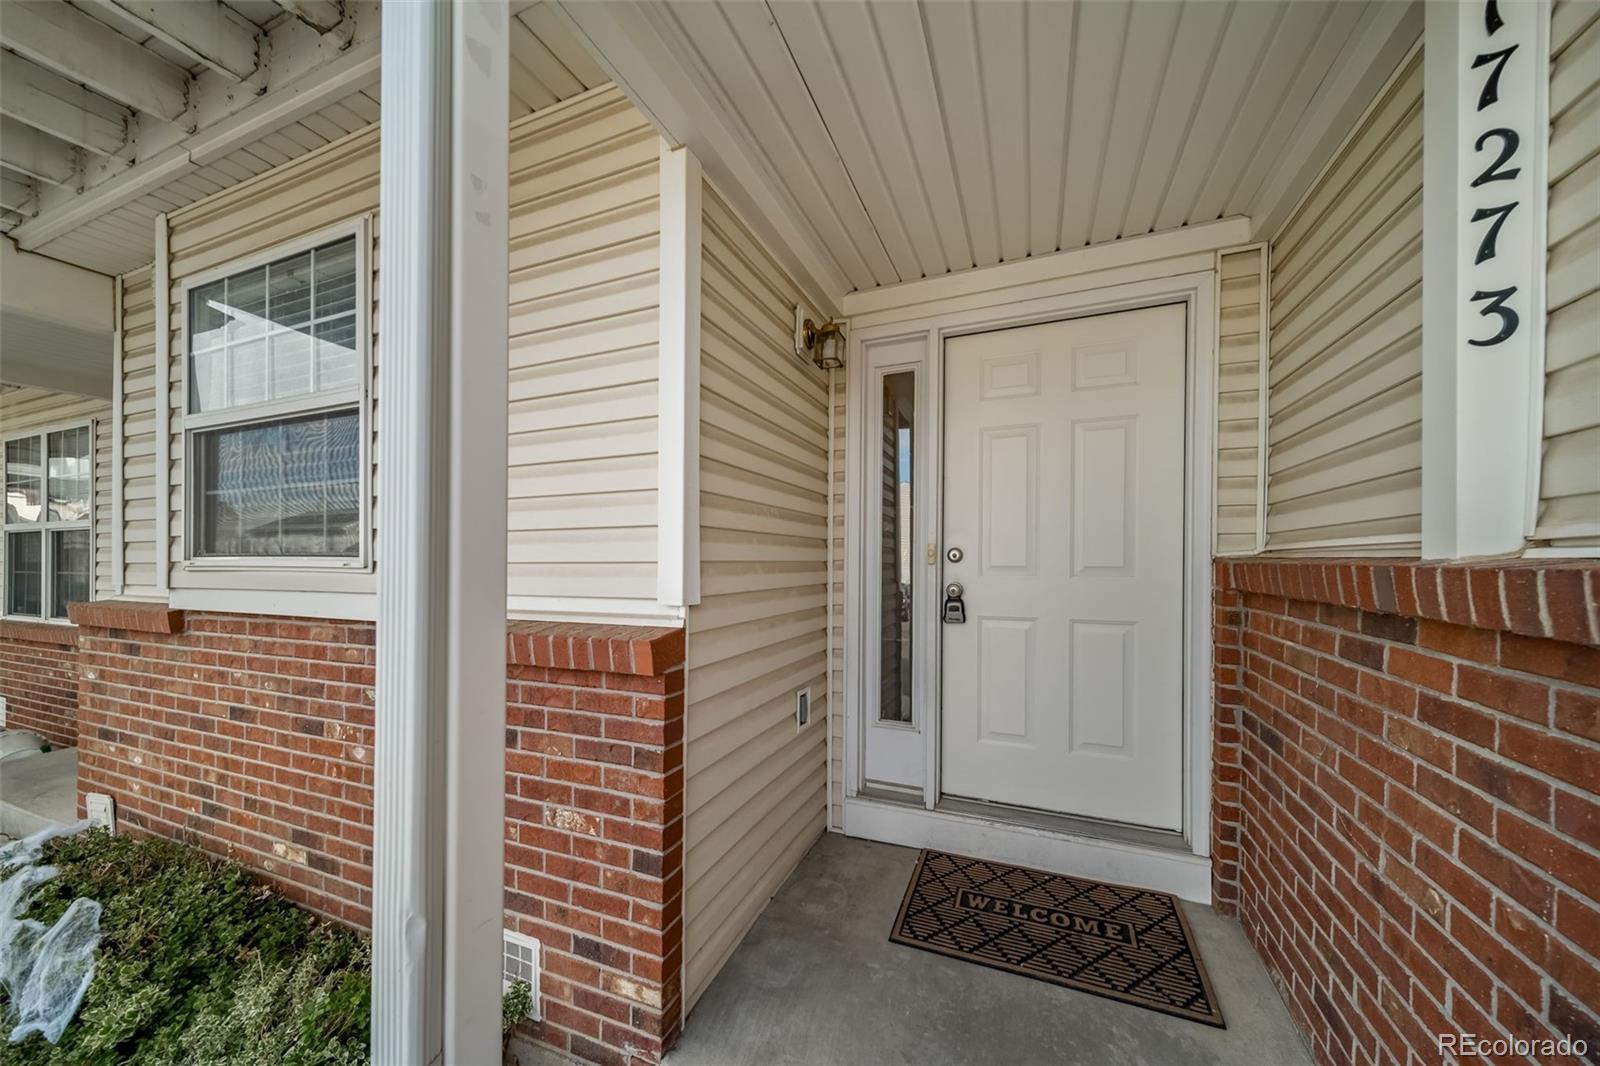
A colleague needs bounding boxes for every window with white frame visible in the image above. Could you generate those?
[4,424,93,619]
[183,226,369,564]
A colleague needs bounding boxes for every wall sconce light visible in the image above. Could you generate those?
[795,307,846,370]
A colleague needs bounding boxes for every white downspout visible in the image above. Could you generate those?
[152,215,170,596]
[825,364,837,831]
[110,273,124,598]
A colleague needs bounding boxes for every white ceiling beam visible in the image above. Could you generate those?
[0,117,78,186]
[0,50,131,156]
[0,1,190,122]
[10,9,379,252]
[87,0,262,83]
[275,0,344,34]
[0,173,39,214]
[554,0,849,314]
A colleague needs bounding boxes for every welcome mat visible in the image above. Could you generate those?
[889,849,1225,1027]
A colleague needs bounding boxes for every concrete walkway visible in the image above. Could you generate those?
[671,833,1311,1066]
[0,747,78,838]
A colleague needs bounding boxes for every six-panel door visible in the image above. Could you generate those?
[940,304,1187,830]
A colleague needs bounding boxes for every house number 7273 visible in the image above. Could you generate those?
[1466,0,1521,348]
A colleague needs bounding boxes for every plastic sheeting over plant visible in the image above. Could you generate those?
[0,822,101,1045]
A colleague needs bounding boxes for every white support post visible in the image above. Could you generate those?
[372,1,508,1063]
[1421,0,1547,559]
[657,140,702,609]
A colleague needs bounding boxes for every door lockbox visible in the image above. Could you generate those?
[942,582,966,624]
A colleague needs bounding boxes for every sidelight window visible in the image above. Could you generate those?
[878,371,916,724]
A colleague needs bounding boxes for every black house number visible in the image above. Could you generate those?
[1466,0,1522,348]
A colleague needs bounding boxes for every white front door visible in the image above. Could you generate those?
[940,304,1187,830]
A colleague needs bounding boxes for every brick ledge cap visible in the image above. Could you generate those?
[0,618,78,646]
[68,600,187,635]
[1220,557,1599,646]
[506,620,684,676]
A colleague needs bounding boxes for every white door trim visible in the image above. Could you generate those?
[842,267,1217,895]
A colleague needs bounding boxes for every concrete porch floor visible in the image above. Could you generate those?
[0,747,78,839]
[671,833,1311,1066]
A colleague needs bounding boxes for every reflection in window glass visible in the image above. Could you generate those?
[47,426,92,521]
[5,436,42,523]
[188,235,359,415]
[6,531,42,616]
[879,372,915,724]
[50,528,91,617]
[195,408,361,558]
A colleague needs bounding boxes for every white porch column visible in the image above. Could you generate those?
[372,1,508,1063]
[1421,0,1547,558]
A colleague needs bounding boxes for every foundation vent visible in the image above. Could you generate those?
[502,929,541,1021]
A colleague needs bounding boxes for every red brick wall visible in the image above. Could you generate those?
[69,603,684,1065]
[503,622,685,1065]
[1213,560,1600,1066]
[72,605,377,926]
[0,620,80,749]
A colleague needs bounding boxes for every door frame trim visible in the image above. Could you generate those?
[843,267,1217,874]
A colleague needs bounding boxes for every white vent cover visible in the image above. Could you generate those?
[502,929,541,1021]
[0,695,7,728]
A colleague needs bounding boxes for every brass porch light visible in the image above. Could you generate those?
[795,308,846,370]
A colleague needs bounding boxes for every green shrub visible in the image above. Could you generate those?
[501,980,532,1039]
[0,831,370,1065]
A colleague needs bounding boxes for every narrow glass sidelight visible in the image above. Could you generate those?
[879,371,916,724]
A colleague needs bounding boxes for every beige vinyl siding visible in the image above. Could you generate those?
[0,387,113,611]
[118,267,159,595]
[506,86,661,615]
[1265,49,1423,554]
[1538,1,1600,544]
[684,186,829,1008]
[117,83,667,610]
[1215,246,1267,555]
[162,126,382,592]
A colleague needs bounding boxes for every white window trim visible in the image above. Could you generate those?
[176,215,374,573]
[2,418,96,622]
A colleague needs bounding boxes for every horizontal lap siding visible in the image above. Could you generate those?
[684,188,829,1008]
[162,128,383,581]
[1539,1,1600,544]
[1217,246,1266,555]
[1266,51,1423,554]
[119,268,158,595]
[507,87,660,614]
[0,388,113,605]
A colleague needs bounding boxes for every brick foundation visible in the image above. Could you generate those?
[1213,560,1600,1065]
[0,619,81,748]
[69,602,684,1064]
[71,604,377,925]
[503,622,685,1065]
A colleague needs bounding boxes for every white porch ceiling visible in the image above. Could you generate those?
[1,0,605,277]
[564,0,1422,299]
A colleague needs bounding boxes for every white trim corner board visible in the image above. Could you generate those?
[841,260,1218,900]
